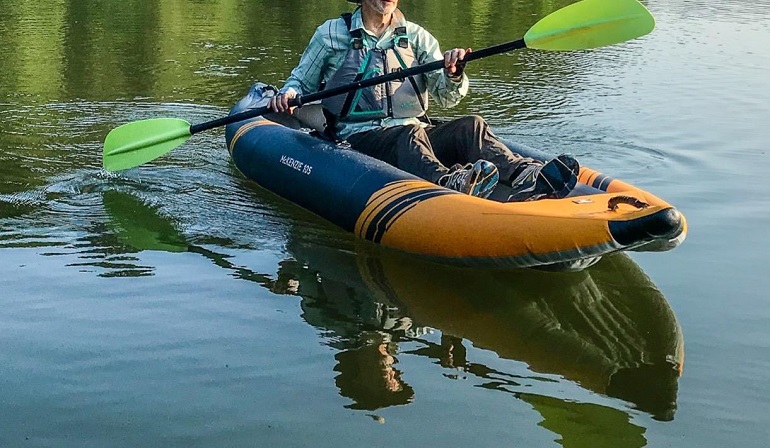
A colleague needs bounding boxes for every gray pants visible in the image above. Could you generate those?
[346,115,536,184]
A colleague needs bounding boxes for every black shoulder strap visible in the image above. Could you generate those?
[340,12,363,39]
[341,12,353,30]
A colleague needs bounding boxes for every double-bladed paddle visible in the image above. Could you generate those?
[103,0,655,172]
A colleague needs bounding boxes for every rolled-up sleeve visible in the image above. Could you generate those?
[411,26,469,109]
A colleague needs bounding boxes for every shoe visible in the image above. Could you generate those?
[507,154,579,202]
[439,159,499,198]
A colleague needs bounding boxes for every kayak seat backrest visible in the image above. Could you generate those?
[232,82,329,134]
[293,104,329,135]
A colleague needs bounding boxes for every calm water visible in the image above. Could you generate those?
[1,0,769,446]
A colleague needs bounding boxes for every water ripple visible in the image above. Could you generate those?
[0,99,350,280]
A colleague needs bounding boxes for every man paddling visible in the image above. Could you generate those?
[269,0,579,201]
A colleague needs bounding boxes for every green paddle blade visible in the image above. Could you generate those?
[524,0,655,51]
[103,118,192,172]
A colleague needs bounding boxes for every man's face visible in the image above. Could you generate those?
[363,0,398,15]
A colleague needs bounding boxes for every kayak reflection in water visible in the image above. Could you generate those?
[334,333,415,411]
[272,256,418,411]
[271,237,684,423]
[267,0,579,201]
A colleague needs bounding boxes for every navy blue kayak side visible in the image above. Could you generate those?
[225,117,422,233]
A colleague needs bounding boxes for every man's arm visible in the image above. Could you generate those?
[410,25,470,109]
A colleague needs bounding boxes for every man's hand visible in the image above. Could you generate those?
[443,47,471,79]
[268,88,298,113]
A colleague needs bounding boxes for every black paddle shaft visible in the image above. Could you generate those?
[190,38,527,135]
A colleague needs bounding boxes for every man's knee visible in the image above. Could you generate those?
[449,115,489,137]
[458,114,487,129]
[406,123,427,135]
[403,124,429,143]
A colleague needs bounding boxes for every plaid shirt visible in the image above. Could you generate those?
[280,8,469,139]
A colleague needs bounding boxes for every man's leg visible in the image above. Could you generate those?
[425,115,537,184]
[347,124,499,198]
[347,125,448,183]
[426,115,579,201]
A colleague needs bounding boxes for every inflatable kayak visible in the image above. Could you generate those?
[225,83,687,271]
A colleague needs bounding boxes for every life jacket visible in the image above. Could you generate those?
[321,11,428,123]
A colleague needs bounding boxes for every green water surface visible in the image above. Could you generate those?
[1,0,769,446]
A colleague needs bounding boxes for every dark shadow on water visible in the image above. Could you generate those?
[100,189,684,445]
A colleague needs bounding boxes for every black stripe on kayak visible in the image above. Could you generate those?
[356,184,420,236]
[592,173,615,191]
[365,188,455,243]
